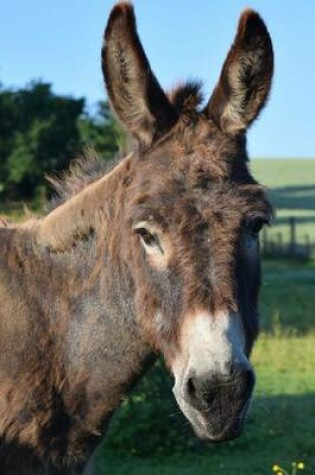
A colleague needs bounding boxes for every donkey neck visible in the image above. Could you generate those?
[35,152,154,369]
[38,156,132,252]
[19,155,154,451]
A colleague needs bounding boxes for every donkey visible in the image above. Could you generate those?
[0,3,274,474]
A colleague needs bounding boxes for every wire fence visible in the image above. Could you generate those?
[261,217,315,260]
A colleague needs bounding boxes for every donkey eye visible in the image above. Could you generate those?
[135,227,162,250]
[248,217,267,235]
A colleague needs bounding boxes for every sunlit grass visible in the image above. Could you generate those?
[250,159,315,188]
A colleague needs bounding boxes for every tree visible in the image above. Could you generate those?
[0,81,85,199]
[78,100,126,161]
[0,81,123,202]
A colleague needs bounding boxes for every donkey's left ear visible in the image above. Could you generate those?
[102,2,178,148]
[204,9,274,136]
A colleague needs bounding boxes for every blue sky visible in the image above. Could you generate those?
[1,1,315,158]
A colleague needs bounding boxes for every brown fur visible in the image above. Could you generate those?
[0,216,9,227]
[0,3,273,473]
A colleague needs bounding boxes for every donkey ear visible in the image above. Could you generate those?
[204,9,274,135]
[102,2,177,148]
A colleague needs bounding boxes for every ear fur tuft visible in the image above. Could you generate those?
[168,81,204,114]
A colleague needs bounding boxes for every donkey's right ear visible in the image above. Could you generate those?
[102,2,177,148]
[204,9,274,136]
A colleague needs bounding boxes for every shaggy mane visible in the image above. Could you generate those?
[47,148,122,212]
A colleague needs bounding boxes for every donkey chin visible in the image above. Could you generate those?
[171,310,255,442]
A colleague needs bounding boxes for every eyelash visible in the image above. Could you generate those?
[135,227,159,246]
[134,227,164,254]
[247,217,269,235]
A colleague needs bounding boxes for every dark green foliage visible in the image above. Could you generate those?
[0,81,122,201]
[79,101,127,161]
[0,81,83,199]
[104,359,199,457]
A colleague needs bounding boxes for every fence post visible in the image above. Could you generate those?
[262,227,268,255]
[277,232,283,255]
[305,234,311,255]
[289,217,296,254]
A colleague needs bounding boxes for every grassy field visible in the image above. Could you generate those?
[250,159,315,188]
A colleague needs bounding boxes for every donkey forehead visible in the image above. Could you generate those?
[146,115,244,172]
[130,114,254,187]
[130,178,271,229]
[129,119,271,226]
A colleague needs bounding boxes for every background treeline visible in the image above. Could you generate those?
[0,80,123,202]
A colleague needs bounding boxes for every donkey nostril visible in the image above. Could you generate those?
[185,375,216,408]
[231,363,254,383]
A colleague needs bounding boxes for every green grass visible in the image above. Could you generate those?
[250,159,315,188]
[260,260,315,335]
[93,260,315,475]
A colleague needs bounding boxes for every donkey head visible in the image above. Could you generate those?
[103,3,273,441]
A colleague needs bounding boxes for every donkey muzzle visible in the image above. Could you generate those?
[174,362,255,442]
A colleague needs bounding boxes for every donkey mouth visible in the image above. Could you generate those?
[180,394,253,443]
[192,395,252,442]
[173,372,255,442]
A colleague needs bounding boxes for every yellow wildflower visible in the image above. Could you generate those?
[297,462,305,470]
[272,466,281,472]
